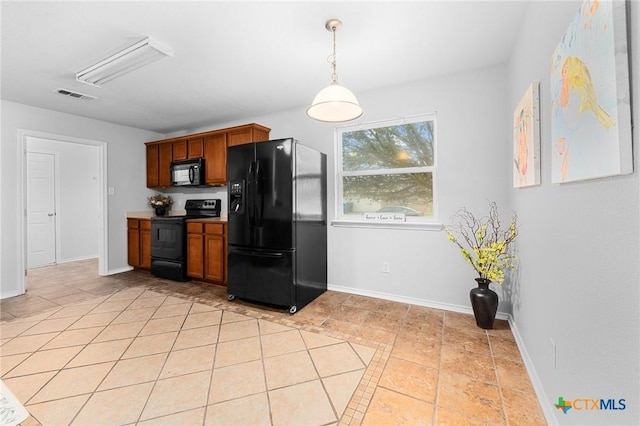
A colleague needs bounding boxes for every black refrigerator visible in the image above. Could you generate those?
[227,138,327,314]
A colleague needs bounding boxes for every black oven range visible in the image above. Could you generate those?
[150,199,221,281]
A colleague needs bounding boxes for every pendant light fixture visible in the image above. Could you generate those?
[307,19,363,123]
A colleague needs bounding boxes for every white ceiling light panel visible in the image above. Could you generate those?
[76,37,173,87]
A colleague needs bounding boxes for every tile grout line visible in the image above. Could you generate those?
[66,288,163,425]
[3,290,141,424]
[131,292,187,425]
[306,331,339,424]
[430,309,446,425]
[255,317,275,426]
[197,303,217,426]
[489,332,511,426]
[7,290,147,407]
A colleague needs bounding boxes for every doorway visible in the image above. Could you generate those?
[18,130,108,295]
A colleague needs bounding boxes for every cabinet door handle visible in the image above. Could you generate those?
[48,213,55,217]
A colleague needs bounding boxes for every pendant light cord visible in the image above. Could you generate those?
[328,24,338,84]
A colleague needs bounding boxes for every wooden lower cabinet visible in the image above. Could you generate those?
[186,221,227,284]
[127,218,151,269]
[204,233,225,282]
[186,231,204,278]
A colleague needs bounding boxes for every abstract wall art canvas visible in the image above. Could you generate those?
[514,82,541,188]
[550,0,632,183]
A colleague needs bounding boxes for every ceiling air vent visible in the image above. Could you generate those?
[54,88,97,101]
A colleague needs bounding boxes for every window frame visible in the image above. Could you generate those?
[332,113,442,230]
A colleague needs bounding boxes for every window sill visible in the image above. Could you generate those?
[330,219,443,231]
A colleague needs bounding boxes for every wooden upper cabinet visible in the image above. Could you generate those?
[204,133,227,186]
[158,143,173,187]
[146,145,159,188]
[188,137,204,159]
[227,124,271,147]
[227,127,253,147]
[145,123,270,188]
[172,140,187,161]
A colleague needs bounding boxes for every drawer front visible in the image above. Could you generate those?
[127,218,139,229]
[187,222,203,233]
[140,219,151,230]
[205,223,224,235]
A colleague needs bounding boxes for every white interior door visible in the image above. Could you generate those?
[27,151,57,268]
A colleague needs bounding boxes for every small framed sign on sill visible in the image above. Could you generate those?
[363,212,406,222]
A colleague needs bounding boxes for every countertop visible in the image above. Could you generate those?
[127,210,228,222]
[186,215,228,223]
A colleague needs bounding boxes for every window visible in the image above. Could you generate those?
[334,114,438,228]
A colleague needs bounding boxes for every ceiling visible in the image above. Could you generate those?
[1,1,530,134]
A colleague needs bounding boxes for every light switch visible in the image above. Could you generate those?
[108,186,115,196]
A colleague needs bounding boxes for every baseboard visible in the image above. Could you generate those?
[0,289,24,300]
[507,317,556,425]
[326,284,510,320]
[105,266,134,276]
[58,255,99,264]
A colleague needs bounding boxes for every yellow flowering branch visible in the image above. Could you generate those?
[445,201,517,284]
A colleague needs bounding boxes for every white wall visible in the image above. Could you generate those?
[1,100,162,298]
[4,8,636,421]
[27,137,100,263]
[507,1,639,425]
[168,64,514,313]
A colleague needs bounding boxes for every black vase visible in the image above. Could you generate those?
[470,278,499,329]
[154,206,166,216]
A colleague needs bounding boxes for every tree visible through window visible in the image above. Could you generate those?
[337,115,436,222]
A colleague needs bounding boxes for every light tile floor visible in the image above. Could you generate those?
[1,259,547,425]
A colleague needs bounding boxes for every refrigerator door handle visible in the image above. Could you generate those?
[231,249,284,259]
[247,161,255,225]
[255,160,264,226]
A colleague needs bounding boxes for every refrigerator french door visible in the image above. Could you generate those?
[227,138,327,313]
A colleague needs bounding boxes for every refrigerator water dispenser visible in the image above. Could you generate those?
[229,180,245,213]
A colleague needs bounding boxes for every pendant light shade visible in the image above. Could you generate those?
[307,81,363,123]
[307,19,363,123]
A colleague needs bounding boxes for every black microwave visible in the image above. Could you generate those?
[171,158,205,186]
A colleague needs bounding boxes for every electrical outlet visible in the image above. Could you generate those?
[382,262,391,273]
[549,338,557,369]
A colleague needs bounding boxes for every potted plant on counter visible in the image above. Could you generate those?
[445,201,518,329]
[148,194,173,216]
